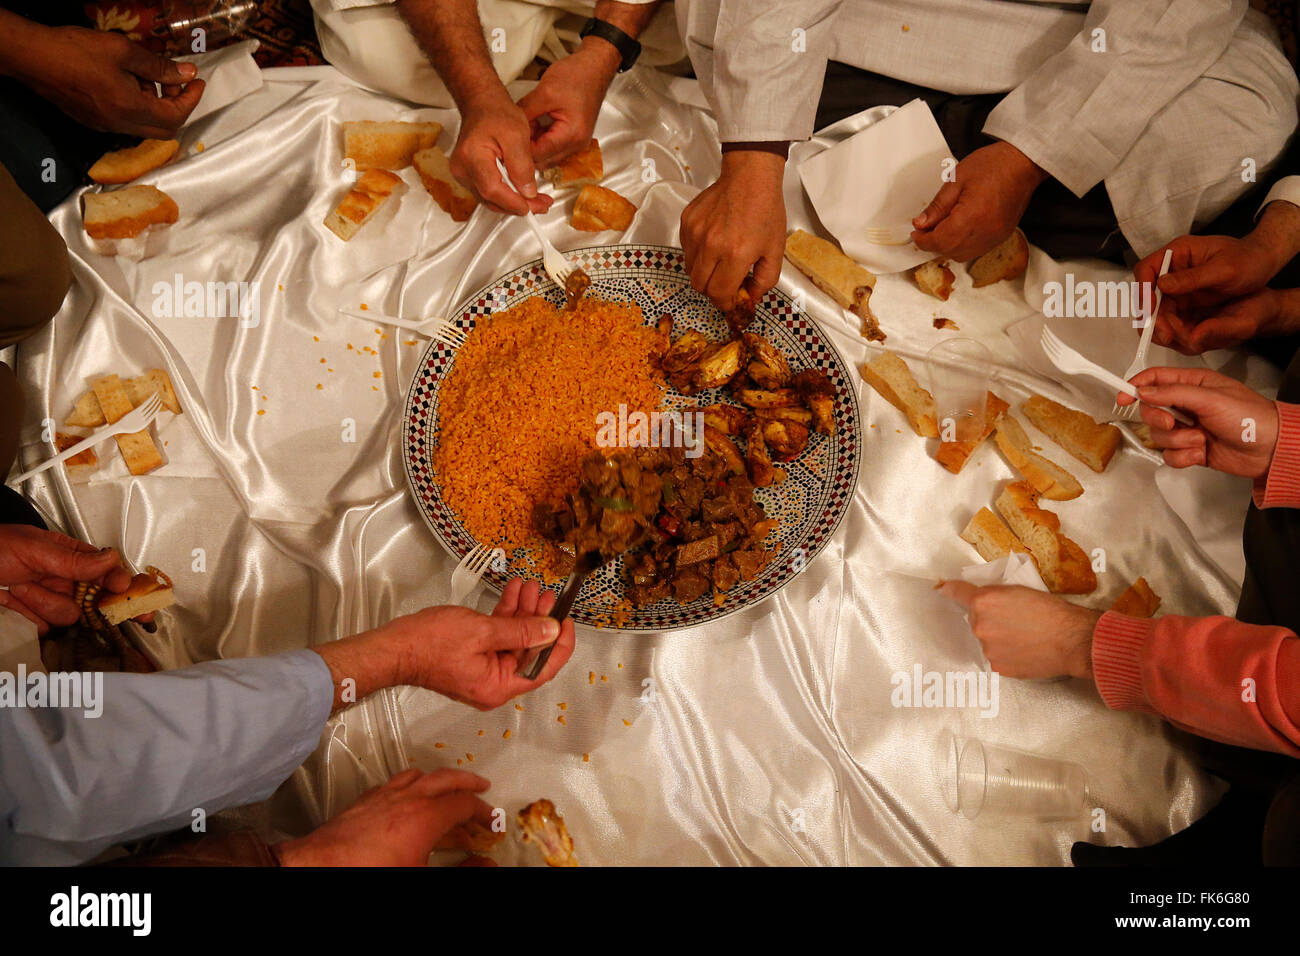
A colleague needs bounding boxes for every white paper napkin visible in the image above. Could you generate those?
[958,551,1047,591]
[177,39,263,127]
[798,99,954,275]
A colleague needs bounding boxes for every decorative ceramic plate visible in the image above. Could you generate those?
[402,244,862,632]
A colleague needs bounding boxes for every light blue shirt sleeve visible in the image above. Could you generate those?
[0,649,334,866]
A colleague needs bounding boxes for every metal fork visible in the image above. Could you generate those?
[9,392,164,485]
[864,224,913,246]
[336,309,466,348]
[448,543,495,605]
[1040,326,1194,426]
[493,158,573,289]
[1113,247,1173,420]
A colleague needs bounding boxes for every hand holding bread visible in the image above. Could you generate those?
[0,525,134,635]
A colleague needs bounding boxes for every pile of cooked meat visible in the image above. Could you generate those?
[656,315,837,488]
[533,444,778,607]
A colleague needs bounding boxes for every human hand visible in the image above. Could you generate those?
[450,93,553,216]
[1116,366,1279,477]
[680,149,787,311]
[9,25,204,138]
[1148,288,1288,356]
[274,768,494,866]
[939,581,1100,680]
[371,578,575,709]
[517,42,617,169]
[0,525,135,635]
[911,141,1048,262]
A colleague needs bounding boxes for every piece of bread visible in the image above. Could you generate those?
[1109,577,1162,618]
[343,121,442,171]
[90,374,164,475]
[413,146,477,222]
[784,230,882,340]
[994,415,1083,501]
[995,480,1097,594]
[859,350,938,438]
[1021,394,1122,473]
[88,139,180,184]
[544,139,602,190]
[913,258,955,300]
[571,184,637,232]
[125,369,182,415]
[960,507,1028,562]
[324,168,403,241]
[54,432,98,481]
[97,571,174,626]
[968,229,1028,287]
[66,369,181,428]
[936,391,1009,474]
[83,185,179,240]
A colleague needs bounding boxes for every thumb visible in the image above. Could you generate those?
[123,45,198,85]
[938,579,978,608]
[1159,258,1234,297]
[499,136,539,201]
[913,181,960,230]
[26,542,122,583]
[482,615,560,652]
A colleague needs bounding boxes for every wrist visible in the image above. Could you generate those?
[992,140,1049,188]
[457,80,516,119]
[720,147,787,183]
[1067,606,1101,680]
[1251,201,1300,276]
[573,36,622,85]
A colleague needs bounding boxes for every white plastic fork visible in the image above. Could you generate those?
[336,309,466,348]
[449,543,495,605]
[9,392,163,485]
[864,224,914,246]
[1113,247,1173,420]
[1040,326,1194,427]
[493,157,572,289]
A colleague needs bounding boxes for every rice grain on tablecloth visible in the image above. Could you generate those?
[433,296,666,575]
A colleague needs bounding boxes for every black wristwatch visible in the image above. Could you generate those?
[579,17,642,73]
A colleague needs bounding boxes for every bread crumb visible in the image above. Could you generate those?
[515,703,524,711]
[163,440,168,447]
[557,702,567,710]
[503,729,511,739]
[346,344,353,350]
[557,714,567,725]
[373,371,382,379]
[381,333,388,340]
[582,753,589,762]
[588,671,595,684]
[601,675,608,682]
[623,719,631,726]
[477,729,484,736]
[456,758,462,765]
[313,335,319,341]
[196,142,205,152]
[434,742,445,749]
[902,24,910,31]
[895,428,901,434]
[405,339,418,346]
[328,368,334,373]
[320,358,326,363]
[359,304,368,311]
[257,409,265,416]
[316,384,322,390]
[466,753,474,762]
[251,385,258,390]
[372,385,379,391]
[617,662,623,668]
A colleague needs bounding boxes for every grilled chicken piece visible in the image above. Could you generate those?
[742,333,792,388]
[755,406,812,426]
[701,403,751,436]
[792,369,836,435]
[723,287,756,336]
[761,419,810,461]
[691,339,745,390]
[518,799,579,867]
[662,330,708,373]
[703,425,746,476]
[745,420,778,487]
[657,313,673,338]
[737,387,801,409]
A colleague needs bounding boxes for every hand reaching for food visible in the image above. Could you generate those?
[0,19,204,139]
[0,525,138,635]
[273,769,495,867]
[1117,367,1280,476]
[681,148,788,312]
[910,141,1048,262]
[449,95,553,216]
[939,581,1100,681]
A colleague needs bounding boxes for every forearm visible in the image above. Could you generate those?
[0,10,50,86]
[313,629,406,714]
[1092,611,1300,756]
[1249,200,1300,280]
[396,0,509,113]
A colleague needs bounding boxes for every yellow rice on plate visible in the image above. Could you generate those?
[432,295,666,578]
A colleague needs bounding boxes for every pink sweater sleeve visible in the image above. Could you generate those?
[1253,401,1300,509]
[1092,611,1300,757]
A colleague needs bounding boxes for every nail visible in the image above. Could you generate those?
[541,618,560,640]
[179,63,197,79]
[521,182,538,198]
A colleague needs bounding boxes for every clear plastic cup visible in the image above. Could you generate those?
[925,338,994,443]
[954,738,1090,820]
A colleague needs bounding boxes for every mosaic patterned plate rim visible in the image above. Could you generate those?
[401,244,862,633]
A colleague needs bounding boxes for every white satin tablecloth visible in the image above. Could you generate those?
[14,65,1237,864]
